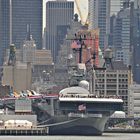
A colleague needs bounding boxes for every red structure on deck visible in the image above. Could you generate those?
[71,29,99,67]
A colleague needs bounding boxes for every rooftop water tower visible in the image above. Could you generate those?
[103,48,114,69]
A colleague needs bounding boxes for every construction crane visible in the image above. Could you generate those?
[85,13,90,26]
[75,0,84,24]
[75,0,89,26]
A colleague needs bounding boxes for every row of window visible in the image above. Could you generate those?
[47,2,74,9]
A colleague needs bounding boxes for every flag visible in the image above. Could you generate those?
[71,40,81,49]
[78,104,86,111]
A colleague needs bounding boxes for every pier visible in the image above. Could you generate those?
[0,127,49,135]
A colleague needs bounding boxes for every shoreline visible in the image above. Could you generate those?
[105,128,140,133]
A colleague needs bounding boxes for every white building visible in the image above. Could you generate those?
[129,84,140,118]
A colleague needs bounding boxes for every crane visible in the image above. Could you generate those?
[74,0,89,26]
[75,0,84,24]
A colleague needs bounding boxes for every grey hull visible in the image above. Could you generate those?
[47,116,109,135]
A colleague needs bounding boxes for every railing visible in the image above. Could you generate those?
[68,112,102,118]
[59,94,121,99]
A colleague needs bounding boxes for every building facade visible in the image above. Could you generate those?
[88,0,110,49]
[46,0,74,61]
[94,66,132,115]
[0,1,3,81]
[113,5,131,66]
[134,0,140,8]
[3,34,54,92]
[0,0,43,65]
[110,0,125,16]
[131,7,140,84]
[128,84,140,118]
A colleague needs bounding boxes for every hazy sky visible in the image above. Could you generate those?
[43,0,88,27]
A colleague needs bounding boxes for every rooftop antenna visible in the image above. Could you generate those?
[26,24,32,41]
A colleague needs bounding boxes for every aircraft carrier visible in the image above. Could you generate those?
[0,86,123,136]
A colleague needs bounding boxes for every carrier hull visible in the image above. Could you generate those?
[47,114,109,135]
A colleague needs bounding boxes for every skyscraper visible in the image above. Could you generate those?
[111,1,131,66]
[46,0,74,61]
[0,0,10,65]
[134,0,140,8]
[0,2,1,39]
[110,0,126,16]
[131,2,140,84]
[88,0,110,49]
[0,2,2,63]
[0,0,43,65]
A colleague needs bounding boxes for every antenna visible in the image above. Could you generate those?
[26,24,31,40]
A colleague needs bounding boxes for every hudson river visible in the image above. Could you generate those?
[0,133,139,140]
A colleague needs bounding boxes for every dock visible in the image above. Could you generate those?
[0,127,49,135]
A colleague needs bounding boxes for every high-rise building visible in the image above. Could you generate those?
[0,0,43,65]
[88,0,110,49]
[113,3,131,66]
[0,2,2,65]
[134,0,140,8]
[0,0,10,65]
[46,0,74,61]
[110,0,126,16]
[131,4,140,84]
[0,2,1,42]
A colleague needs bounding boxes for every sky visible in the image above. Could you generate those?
[43,0,88,27]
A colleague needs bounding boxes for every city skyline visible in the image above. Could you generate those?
[0,0,43,65]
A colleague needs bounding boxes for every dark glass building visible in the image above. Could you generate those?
[0,0,43,65]
[132,7,140,84]
[46,1,74,61]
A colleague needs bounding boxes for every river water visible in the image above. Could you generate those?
[0,133,139,140]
